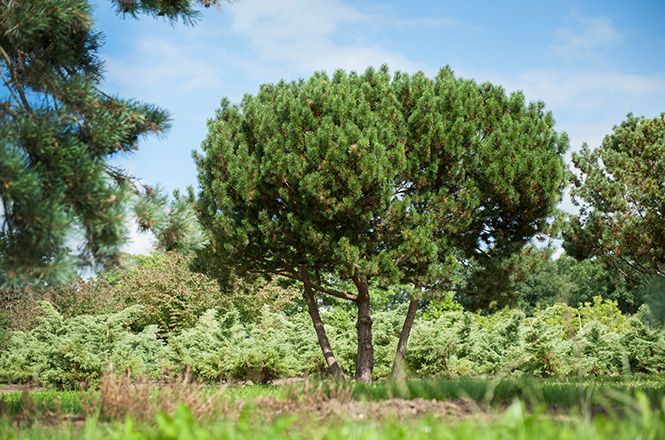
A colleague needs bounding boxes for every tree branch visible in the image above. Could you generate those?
[615,253,652,283]
[275,259,358,301]
[311,280,358,301]
[0,45,32,113]
[607,257,644,286]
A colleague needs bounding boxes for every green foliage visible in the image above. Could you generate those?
[135,187,209,256]
[103,252,231,335]
[1,292,663,387]
[620,308,665,374]
[196,66,568,292]
[110,0,221,23]
[644,275,665,328]
[514,253,645,315]
[0,0,218,287]
[406,312,469,377]
[101,252,300,334]
[565,113,665,286]
[0,250,300,362]
[419,292,464,321]
[169,308,321,383]
[0,302,169,389]
[406,297,665,378]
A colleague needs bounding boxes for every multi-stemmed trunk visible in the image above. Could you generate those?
[302,271,419,385]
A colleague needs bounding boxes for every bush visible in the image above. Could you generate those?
[405,297,665,379]
[620,307,665,374]
[1,292,663,388]
[170,307,321,383]
[0,302,169,389]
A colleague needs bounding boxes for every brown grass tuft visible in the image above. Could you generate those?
[83,368,234,422]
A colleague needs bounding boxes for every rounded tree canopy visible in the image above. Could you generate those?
[195,66,569,299]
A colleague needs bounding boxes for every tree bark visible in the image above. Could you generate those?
[353,276,373,384]
[390,298,419,380]
[302,281,345,382]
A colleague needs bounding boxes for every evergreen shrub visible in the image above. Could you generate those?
[406,297,665,378]
[0,302,169,389]
[1,295,664,387]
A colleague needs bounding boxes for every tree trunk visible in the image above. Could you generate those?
[390,298,419,380]
[302,282,345,382]
[353,276,373,384]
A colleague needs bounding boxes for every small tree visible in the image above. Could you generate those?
[565,113,665,285]
[195,67,568,383]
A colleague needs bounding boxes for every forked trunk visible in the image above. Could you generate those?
[390,298,419,380]
[353,276,373,384]
[302,282,345,382]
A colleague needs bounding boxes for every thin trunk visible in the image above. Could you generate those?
[302,281,345,382]
[353,276,373,384]
[390,298,419,380]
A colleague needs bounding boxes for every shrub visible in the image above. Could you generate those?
[0,302,169,389]
[170,307,321,383]
[1,291,663,387]
[620,307,665,374]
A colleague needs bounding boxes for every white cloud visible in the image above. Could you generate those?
[512,70,665,110]
[552,16,622,58]
[226,0,427,75]
[101,36,225,106]
[518,70,665,148]
[231,0,371,42]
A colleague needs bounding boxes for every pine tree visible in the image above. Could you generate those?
[565,113,665,285]
[195,66,569,383]
[0,0,216,286]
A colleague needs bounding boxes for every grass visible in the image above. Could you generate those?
[1,400,664,440]
[1,374,665,439]
[351,375,665,409]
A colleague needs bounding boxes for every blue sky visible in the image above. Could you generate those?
[89,0,665,253]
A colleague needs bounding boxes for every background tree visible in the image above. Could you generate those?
[195,66,568,383]
[564,113,665,286]
[0,0,218,287]
[513,251,644,314]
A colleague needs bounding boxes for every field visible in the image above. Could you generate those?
[2,374,664,439]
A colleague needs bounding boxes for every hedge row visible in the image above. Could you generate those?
[0,298,663,389]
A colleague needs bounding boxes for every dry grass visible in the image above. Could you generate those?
[2,373,488,428]
[251,376,483,424]
[82,368,234,422]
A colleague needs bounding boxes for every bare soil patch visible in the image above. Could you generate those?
[0,384,44,395]
[247,395,487,423]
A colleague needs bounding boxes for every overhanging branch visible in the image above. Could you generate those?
[0,45,32,113]
[273,259,358,302]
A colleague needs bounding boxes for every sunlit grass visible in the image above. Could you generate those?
[1,375,664,440]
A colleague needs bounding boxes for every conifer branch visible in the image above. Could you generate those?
[0,45,32,113]
[275,260,358,301]
[309,281,358,302]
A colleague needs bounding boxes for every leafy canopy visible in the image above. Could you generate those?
[195,66,569,305]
